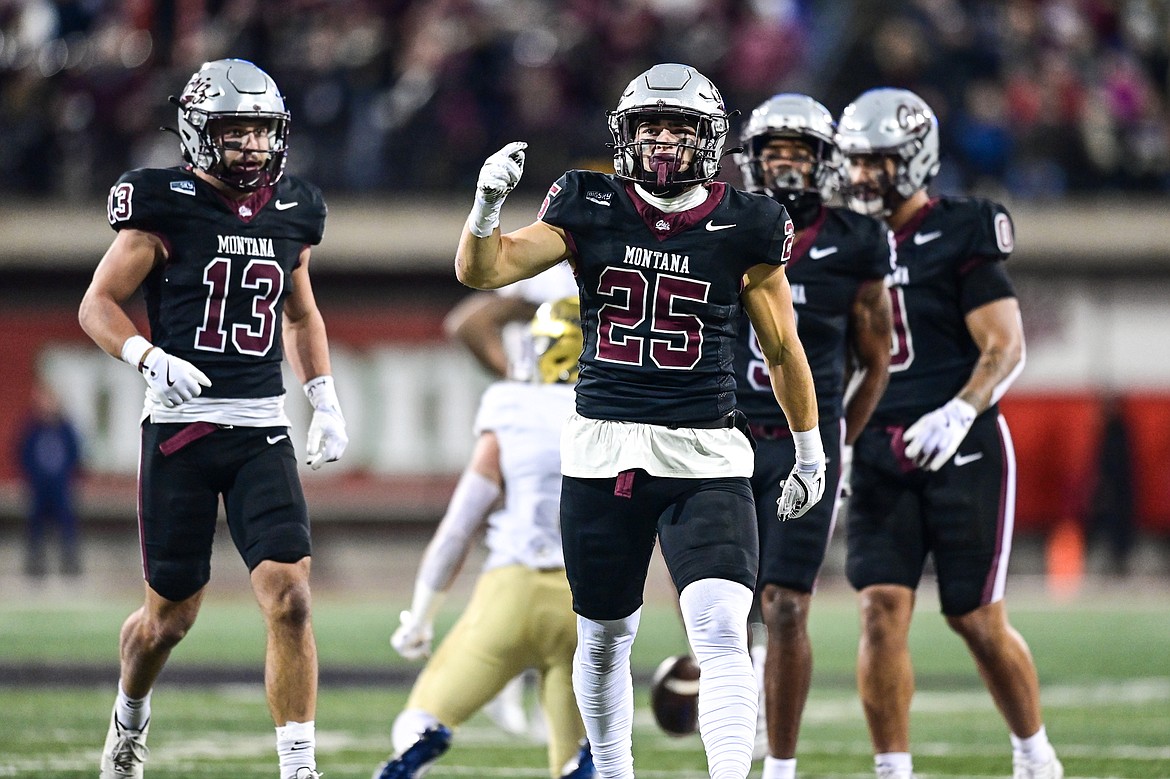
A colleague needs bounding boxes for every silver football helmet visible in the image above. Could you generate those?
[835,87,940,216]
[608,63,730,191]
[175,59,289,191]
[737,93,840,227]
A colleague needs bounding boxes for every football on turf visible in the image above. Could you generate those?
[649,653,700,736]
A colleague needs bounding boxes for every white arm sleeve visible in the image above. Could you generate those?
[413,469,502,605]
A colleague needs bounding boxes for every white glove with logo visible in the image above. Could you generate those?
[777,427,827,521]
[468,141,527,237]
[304,375,348,470]
[390,609,434,661]
[902,397,977,471]
[777,461,827,521]
[122,335,211,408]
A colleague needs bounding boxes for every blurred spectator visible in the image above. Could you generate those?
[1087,396,1138,575]
[1,0,1169,199]
[14,381,83,577]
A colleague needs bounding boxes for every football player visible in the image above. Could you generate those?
[79,59,346,779]
[444,262,579,741]
[734,94,894,779]
[374,298,594,779]
[455,62,827,779]
[835,88,1062,779]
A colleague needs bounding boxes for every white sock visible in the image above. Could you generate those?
[875,752,912,774]
[762,756,797,779]
[573,610,640,779]
[276,720,316,778]
[114,682,151,731]
[1011,725,1053,761]
[680,578,756,779]
[392,709,445,755]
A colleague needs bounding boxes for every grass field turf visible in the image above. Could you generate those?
[2,589,1169,778]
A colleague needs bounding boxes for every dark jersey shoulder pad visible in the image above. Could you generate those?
[107,167,189,233]
[279,175,328,246]
[951,196,1014,261]
[959,258,1015,314]
[831,207,894,279]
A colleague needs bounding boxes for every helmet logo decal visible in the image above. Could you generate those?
[896,103,930,136]
[182,76,219,106]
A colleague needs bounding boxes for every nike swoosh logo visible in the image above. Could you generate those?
[913,230,943,245]
[953,451,983,466]
[290,739,312,751]
[267,434,289,445]
[165,365,175,387]
[808,245,838,260]
[274,200,298,210]
[705,221,736,232]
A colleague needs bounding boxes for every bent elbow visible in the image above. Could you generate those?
[77,292,99,337]
[454,256,489,290]
[454,261,506,290]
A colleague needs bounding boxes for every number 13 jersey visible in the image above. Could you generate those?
[106,166,326,407]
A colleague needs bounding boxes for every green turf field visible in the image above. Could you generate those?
[2,590,1169,778]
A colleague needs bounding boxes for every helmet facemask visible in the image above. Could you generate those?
[175,59,290,192]
[842,154,901,217]
[611,108,726,193]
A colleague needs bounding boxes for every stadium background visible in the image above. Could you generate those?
[2,0,1169,586]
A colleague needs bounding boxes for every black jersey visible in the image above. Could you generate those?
[106,167,326,400]
[734,206,893,427]
[539,170,793,425]
[872,196,1016,425]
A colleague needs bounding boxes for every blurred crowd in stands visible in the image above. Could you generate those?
[2,0,1168,201]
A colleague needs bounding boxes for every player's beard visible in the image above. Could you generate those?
[217,153,273,192]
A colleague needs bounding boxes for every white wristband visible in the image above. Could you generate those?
[792,427,825,467]
[120,335,154,372]
[467,191,504,238]
[303,375,340,412]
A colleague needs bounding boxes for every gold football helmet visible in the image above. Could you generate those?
[530,296,582,384]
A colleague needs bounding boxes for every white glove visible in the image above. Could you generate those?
[122,335,211,408]
[303,376,348,470]
[468,141,527,237]
[777,460,827,521]
[839,443,854,497]
[902,397,977,471]
[390,609,433,661]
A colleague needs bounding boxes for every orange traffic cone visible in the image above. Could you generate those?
[1045,517,1085,600]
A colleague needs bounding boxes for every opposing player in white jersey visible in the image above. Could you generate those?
[373,298,594,779]
[443,262,578,738]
